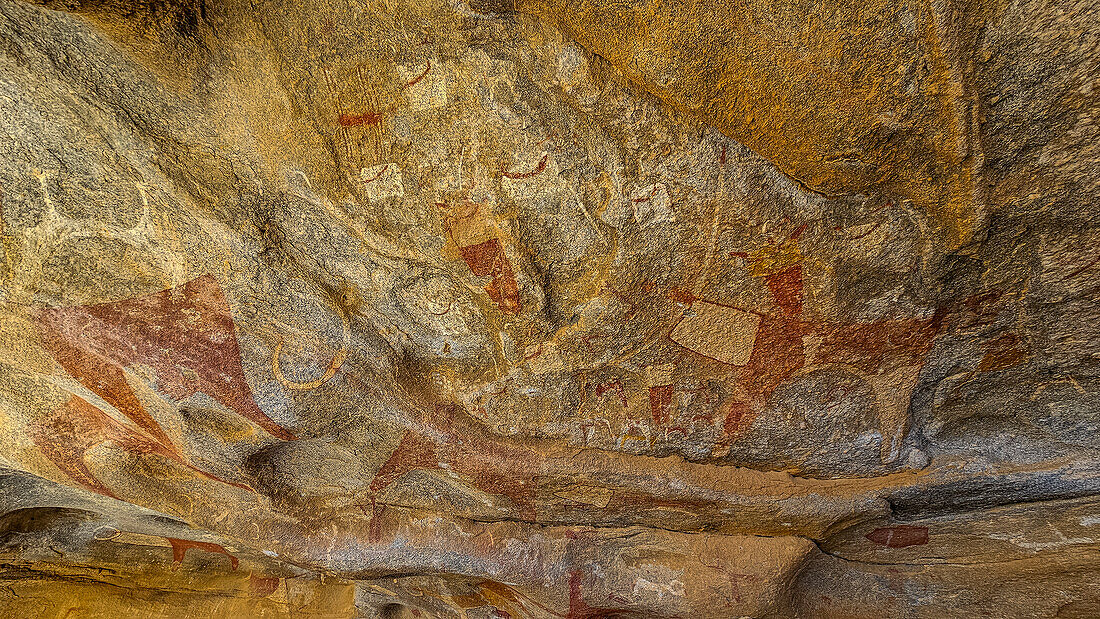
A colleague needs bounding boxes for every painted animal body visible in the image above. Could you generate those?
[37,274,296,442]
[32,275,293,496]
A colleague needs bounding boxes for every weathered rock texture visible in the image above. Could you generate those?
[0,0,1097,616]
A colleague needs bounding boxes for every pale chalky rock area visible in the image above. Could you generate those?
[0,0,1097,616]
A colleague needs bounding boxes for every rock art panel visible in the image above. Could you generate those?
[359,163,405,202]
[28,395,251,498]
[0,0,1097,617]
[671,302,762,366]
[645,363,676,425]
[36,274,296,441]
[441,201,522,315]
[459,238,522,315]
[367,408,542,525]
[167,537,240,571]
[864,525,929,549]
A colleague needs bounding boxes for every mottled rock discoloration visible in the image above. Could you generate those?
[0,0,1096,615]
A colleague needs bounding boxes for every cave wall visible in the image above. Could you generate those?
[0,0,1097,616]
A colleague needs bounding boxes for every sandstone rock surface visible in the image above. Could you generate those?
[0,0,1097,616]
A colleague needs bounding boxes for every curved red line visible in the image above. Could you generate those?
[361,164,390,183]
[427,300,455,316]
[502,154,548,179]
[403,60,431,89]
[1065,254,1100,280]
